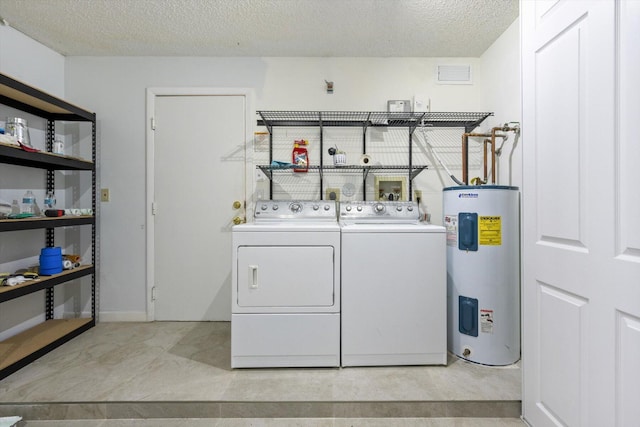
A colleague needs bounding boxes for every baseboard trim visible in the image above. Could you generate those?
[98,311,147,322]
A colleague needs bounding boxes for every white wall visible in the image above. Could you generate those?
[59,24,520,320]
[65,56,489,320]
[0,26,65,96]
[479,18,522,188]
[0,19,521,322]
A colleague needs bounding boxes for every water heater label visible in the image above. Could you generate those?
[479,216,502,245]
[444,214,457,246]
[480,309,494,333]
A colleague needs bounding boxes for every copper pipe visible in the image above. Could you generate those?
[483,139,490,184]
[462,129,516,185]
[462,132,493,185]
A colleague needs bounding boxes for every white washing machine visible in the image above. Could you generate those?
[339,201,447,366]
[231,200,340,368]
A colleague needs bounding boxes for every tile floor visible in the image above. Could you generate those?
[0,322,524,425]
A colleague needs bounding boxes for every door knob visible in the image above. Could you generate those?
[233,200,242,209]
[233,216,244,225]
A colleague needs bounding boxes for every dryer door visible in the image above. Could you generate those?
[236,246,335,309]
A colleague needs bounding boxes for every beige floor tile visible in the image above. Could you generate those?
[0,322,521,406]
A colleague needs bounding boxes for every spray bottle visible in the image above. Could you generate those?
[292,139,309,172]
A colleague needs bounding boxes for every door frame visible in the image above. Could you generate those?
[145,87,255,321]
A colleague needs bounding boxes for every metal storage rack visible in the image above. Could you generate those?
[256,110,492,200]
[0,72,97,380]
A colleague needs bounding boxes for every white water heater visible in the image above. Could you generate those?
[443,185,520,366]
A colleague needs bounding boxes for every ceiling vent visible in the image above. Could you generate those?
[437,65,472,84]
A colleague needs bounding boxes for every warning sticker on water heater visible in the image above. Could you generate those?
[480,309,494,334]
[479,216,502,245]
[444,215,457,247]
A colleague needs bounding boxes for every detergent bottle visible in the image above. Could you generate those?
[292,139,309,172]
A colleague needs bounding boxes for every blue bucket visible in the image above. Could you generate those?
[39,246,63,275]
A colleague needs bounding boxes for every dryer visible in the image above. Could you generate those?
[339,201,447,366]
[231,200,340,368]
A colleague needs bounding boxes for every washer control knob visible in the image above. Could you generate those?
[345,206,352,212]
[356,205,363,212]
[261,204,268,211]
[407,205,414,211]
[396,205,403,211]
[374,203,385,213]
[272,204,279,210]
[324,204,331,211]
[290,203,302,212]
[313,204,319,210]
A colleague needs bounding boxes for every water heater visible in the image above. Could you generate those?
[443,185,520,366]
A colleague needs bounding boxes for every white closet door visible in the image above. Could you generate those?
[521,0,640,425]
[152,94,246,321]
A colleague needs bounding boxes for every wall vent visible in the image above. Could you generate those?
[437,65,472,84]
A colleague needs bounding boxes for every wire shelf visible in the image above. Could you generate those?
[257,111,492,132]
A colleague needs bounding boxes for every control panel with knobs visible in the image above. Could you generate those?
[339,201,419,224]
[253,200,337,222]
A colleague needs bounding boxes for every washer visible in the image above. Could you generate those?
[231,200,340,368]
[339,201,447,366]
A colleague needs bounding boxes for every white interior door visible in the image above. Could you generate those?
[150,93,248,321]
[521,1,640,425]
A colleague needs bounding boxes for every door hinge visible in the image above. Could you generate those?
[151,117,156,130]
[151,286,157,301]
[152,201,158,215]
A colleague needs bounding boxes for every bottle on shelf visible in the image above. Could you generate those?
[292,139,309,172]
[21,190,35,214]
[44,191,56,209]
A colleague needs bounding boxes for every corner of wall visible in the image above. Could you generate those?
[0,25,65,96]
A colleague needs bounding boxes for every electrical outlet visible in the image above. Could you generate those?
[100,188,110,202]
[414,189,422,200]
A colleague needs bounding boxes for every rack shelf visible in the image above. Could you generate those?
[0,318,95,378]
[256,110,492,200]
[0,215,95,232]
[0,71,97,380]
[257,111,493,133]
[0,265,95,303]
[0,143,94,170]
[257,164,429,181]
[0,73,94,122]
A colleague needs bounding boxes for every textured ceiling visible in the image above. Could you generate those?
[0,0,518,57]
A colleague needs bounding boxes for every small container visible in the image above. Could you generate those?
[53,138,64,155]
[21,190,35,214]
[5,117,31,147]
[292,139,309,172]
[39,246,63,275]
[44,191,56,209]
